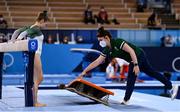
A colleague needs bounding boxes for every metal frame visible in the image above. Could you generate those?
[0,51,35,107]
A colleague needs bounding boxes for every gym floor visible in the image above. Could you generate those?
[0,85,180,112]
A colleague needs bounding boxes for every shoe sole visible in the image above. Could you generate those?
[171,85,179,100]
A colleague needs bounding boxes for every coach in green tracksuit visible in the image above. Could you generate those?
[79,27,178,104]
[10,11,49,107]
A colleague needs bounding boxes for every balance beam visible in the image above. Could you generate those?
[0,39,38,107]
[0,40,38,52]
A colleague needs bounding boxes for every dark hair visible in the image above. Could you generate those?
[100,6,104,9]
[87,4,91,9]
[97,27,112,39]
[36,10,49,22]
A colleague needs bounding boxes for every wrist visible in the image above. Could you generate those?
[134,63,138,66]
[82,71,87,74]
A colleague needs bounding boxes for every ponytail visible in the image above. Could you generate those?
[97,27,112,39]
[36,10,49,22]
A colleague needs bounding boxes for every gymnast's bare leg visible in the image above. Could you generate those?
[33,53,46,107]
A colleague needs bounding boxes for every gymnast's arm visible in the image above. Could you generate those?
[78,55,106,78]
[10,29,22,42]
[16,30,28,40]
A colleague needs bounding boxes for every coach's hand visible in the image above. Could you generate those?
[133,65,140,76]
[78,71,86,79]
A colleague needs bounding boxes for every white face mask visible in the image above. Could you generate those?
[99,40,107,47]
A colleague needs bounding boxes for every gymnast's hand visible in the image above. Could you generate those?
[8,39,16,43]
[8,39,21,43]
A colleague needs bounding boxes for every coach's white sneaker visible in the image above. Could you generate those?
[170,85,179,100]
[120,100,129,105]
